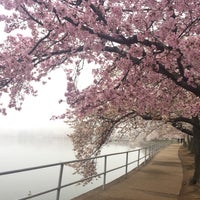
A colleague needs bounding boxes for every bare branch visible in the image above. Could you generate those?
[28,30,51,55]
[20,4,43,26]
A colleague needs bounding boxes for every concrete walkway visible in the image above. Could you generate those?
[73,144,182,200]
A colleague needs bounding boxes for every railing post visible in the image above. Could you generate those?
[56,163,64,200]
[137,149,140,167]
[125,152,129,177]
[152,145,154,157]
[103,155,107,190]
[152,145,154,156]
[148,146,151,158]
[149,145,151,158]
[144,148,147,163]
[155,144,158,153]
[146,147,149,160]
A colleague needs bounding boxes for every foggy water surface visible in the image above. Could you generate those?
[0,134,138,200]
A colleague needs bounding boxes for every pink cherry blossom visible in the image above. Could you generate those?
[0,0,200,182]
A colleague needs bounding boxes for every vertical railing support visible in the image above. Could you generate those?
[152,144,154,156]
[56,163,64,200]
[137,149,140,167]
[148,146,151,158]
[148,146,151,159]
[152,145,155,156]
[144,148,147,163]
[155,144,157,154]
[150,145,153,158]
[125,152,129,177]
[0,142,172,200]
[103,156,107,190]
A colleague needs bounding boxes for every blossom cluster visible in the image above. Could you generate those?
[0,0,199,181]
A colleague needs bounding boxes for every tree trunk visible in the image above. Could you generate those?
[187,135,195,154]
[182,136,187,147]
[190,116,200,184]
[186,134,190,149]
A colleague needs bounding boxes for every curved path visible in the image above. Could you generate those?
[73,144,182,200]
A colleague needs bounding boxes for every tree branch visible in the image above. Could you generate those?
[178,17,200,38]
[0,78,12,88]
[157,62,200,97]
[20,4,43,26]
[171,122,193,136]
[63,16,79,26]
[169,116,194,125]
[28,30,51,55]
[90,4,107,25]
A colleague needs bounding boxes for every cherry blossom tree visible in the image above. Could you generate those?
[0,0,200,183]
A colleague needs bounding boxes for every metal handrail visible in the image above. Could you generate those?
[0,141,170,200]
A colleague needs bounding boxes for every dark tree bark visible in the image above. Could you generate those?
[188,136,195,154]
[190,116,200,184]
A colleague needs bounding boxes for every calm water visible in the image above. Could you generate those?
[0,134,140,200]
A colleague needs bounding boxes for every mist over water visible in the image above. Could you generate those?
[0,130,136,200]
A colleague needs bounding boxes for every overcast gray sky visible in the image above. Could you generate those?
[0,11,94,134]
[0,21,64,133]
[0,68,68,132]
